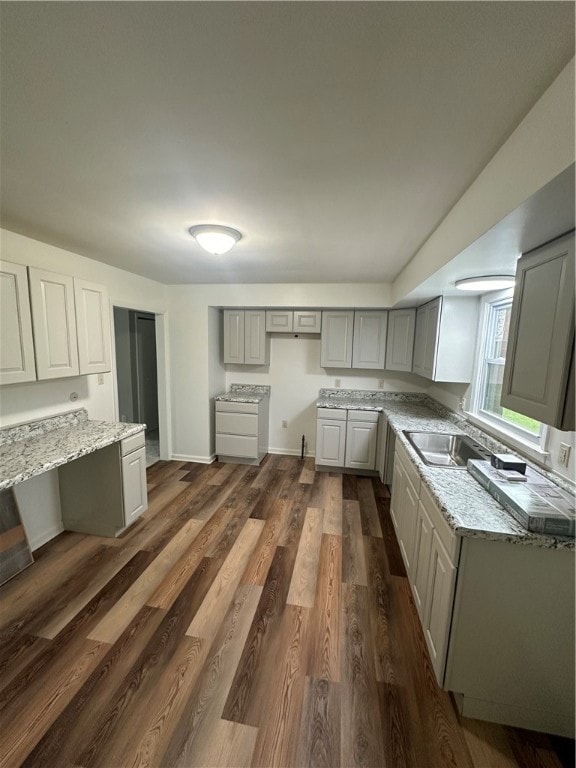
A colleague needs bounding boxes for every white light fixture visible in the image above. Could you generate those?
[188,224,241,255]
[455,275,515,292]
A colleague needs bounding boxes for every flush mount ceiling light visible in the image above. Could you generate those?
[188,224,242,255]
[455,275,515,292]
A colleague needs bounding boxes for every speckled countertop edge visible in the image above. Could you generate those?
[316,390,575,550]
[0,414,146,491]
[215,383,271,404]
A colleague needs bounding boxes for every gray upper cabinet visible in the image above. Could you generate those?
[352,311,388,369]
[320,310,354,367]
[501,232,575,430]
[412,297,479,382]
[74,279,112,375]
[265,310,292,333]
[265,309,321,334]
[386,308,416,372]
[29,267,80,379]
[293,310,321,334]
[223,309,269,365]
[0,261,36,385]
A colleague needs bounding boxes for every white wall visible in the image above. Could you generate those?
[208,307,226,455]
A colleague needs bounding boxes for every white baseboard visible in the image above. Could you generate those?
[30,523,65,552]
[170,453,216,464]
[268,447,316,457]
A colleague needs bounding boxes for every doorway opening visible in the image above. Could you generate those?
[113,308,160,467]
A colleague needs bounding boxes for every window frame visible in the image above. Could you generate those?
[468,289,550,456]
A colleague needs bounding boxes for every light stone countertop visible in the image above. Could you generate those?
[214,383,271,404]
[0,409,145,491]
[316,390,575,550]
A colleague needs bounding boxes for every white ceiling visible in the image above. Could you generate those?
[1,2,574,286]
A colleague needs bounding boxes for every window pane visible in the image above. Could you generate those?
[501,409,541,436]
[482,362,505,414]
[488,303,512,359]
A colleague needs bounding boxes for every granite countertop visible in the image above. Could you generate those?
[215,383,271,404]
[0,409,145,491]
[316,389,575,550]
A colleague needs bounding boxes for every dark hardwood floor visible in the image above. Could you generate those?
[0,455,573,767]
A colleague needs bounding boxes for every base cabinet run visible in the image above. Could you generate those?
[215,399,270,465]
[59,430,148,537]
[390,440,575,737]
[315,408,378,471]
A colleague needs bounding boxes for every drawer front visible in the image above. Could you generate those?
[419,482,459,564]
[316,407,347,421]
[396,439,421,494]
[215,400,259,414]
[216,412,258,436]
[347,409,379,423]
[121,430,145,456]
[293,310,321,333]
[216,433,258,459]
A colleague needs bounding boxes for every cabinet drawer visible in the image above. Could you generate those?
[215,400,259,414]
[316,407,346,421]
[216,434,258,459]
[121,430,145,456]
[419,482,459,564]
[216,412,258,436]
[348,409,379,423]
[395,440,421,495]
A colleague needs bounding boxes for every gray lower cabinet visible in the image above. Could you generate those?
[501,232,575,430]
[315,408,378,471]
[412,296,479,382]
[391,439,575,737]
[59,430,148,537]
[215,399,269,464]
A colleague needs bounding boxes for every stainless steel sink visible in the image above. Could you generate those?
[403,431,492,468]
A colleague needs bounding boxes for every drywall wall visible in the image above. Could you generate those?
[208,307,226,456]
[225,334,426,455]
[392,59,575,304]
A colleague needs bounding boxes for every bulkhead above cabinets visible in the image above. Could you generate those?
[0,261,112,385]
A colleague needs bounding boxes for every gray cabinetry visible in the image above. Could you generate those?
[265,310,292,332]
[265,309,322,334]
[320,311,354,367]
[385,308,416,372]
[0,261,36,385]
[74,279,112,375]
[352,311,388,369]
[293,310,321,333]
[345,410,379,470]
[315,408,347,467]
[215,398,269,464]
[412,296,479,382]
[59,429,147,537]
[223,309,269,365]
[501,232,575,430]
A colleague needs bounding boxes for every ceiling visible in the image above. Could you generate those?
[1,2,574,287]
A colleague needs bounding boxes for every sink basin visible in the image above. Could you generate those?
[403,431,492,468]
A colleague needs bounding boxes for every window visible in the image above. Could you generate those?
[471,291,545,446]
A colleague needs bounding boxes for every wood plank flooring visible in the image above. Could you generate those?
[0,454,573,768]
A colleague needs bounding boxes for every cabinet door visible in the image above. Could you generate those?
[223,309,245,363]
[411,501,434,620]
[122,446,148,523]
[352,311,388,369]
[423,530,457,684]
[315,419,346,466]
[412,305,428,376]
[266,310,293,332]
[501,234,575,429]
[293,310,321,334]
[29,267,79,379]
[389,457,403,531]
[320,311,354,368]
[345,419,378,470]
[74,279,111,375]
[398,476,419,576]
[244,310,269,365]
[422,298,441,379]
[386,308,415,372]
[0,261,36,384]
[376,413,388,483]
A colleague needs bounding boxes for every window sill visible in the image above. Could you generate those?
[463,411,551,466]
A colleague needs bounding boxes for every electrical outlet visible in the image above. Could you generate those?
[282,420,288,429]
[558,443,571,468]
[335,378,341,388]
[97,373,105,385]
